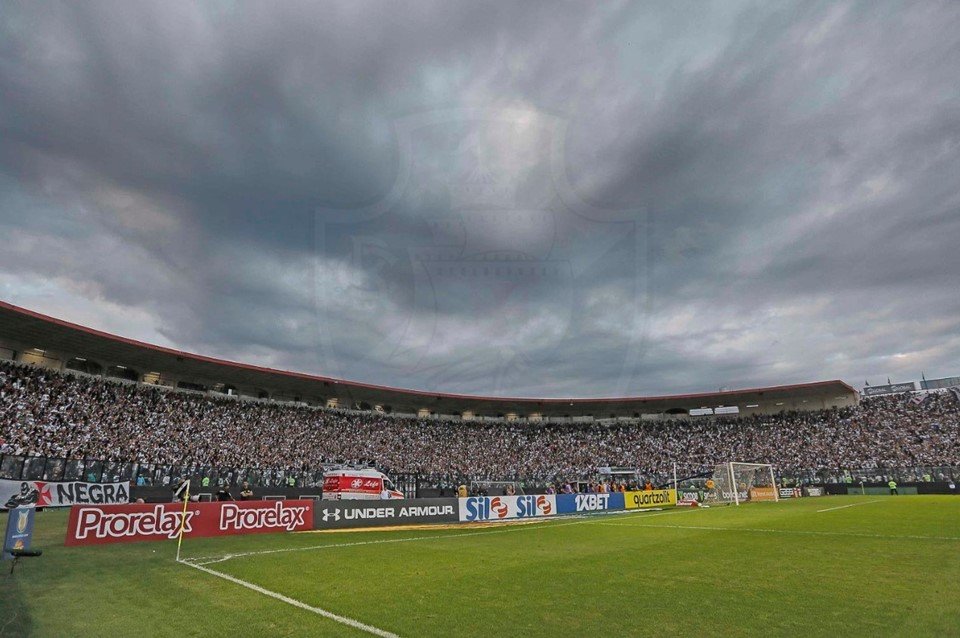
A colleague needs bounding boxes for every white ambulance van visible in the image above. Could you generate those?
[321,468,404,500]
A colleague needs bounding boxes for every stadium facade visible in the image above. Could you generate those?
[0,300,857,421]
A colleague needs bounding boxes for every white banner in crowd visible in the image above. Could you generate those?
[1,479,130,509]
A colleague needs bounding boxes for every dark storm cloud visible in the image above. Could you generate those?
[1,1,958,397]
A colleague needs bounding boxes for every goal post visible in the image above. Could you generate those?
[707,462,779,505]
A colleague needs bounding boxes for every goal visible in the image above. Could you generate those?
[706,462,778,505]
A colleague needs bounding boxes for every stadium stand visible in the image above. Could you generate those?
[2,359,958,489]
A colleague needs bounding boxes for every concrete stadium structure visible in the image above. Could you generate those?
[0,300,857,421]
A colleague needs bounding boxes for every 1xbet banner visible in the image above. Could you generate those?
[623,489,677,509]
[65,499,314,546]
[555,492,626,514]
[458,494,557,522]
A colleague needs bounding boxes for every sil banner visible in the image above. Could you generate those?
[458,494,557,522]
[1,479,130,510]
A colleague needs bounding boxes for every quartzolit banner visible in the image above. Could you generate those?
[314,498,459,529]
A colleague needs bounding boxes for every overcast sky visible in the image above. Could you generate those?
[1,1,958,397]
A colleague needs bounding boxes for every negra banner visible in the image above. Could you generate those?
[314,498,458,529]
[2,479,130,509]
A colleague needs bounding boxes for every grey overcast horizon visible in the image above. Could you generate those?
[1,1,958,398]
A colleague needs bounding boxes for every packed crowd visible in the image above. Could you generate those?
[1,360,958,485]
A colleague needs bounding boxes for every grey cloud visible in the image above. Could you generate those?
[0,1,958,396]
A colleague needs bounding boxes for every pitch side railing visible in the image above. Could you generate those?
[1,452,956,492]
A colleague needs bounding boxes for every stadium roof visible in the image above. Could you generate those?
[0,300,857,418]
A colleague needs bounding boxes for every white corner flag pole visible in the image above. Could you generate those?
[673,462,678,492]
[175,479,191,562]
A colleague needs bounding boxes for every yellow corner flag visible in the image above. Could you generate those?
[175,479,191,562]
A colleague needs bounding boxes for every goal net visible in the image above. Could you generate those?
[706,462,778,505]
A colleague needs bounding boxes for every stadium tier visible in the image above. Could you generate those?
[1,352,958,489]
[0,300,856,419]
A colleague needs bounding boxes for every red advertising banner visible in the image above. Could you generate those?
[65,499,314,546]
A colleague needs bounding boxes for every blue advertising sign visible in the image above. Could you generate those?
[556,492,626,514]
[3,506,36,561]
[458,495,557,522]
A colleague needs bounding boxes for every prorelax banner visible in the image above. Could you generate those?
[623,489,677,509]
[2,479,129,510]
[314,498,458,529]
[459,494,557,522]
[65,499,314,546]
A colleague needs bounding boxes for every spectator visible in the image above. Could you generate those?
[0,360,958,488]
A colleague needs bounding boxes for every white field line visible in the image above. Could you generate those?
[177,515,627,636]
[816,499,883,513]
[181,559,400,638]
[184,517,594,566]
[183,507,697,565]
[171,507,741,635]
[583,508,702,524]
[591,521,960,542]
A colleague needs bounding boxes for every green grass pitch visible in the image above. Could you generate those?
[2,495,958,637]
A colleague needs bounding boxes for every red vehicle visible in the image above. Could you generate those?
[321,469,404,500]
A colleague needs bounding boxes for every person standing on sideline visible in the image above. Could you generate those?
[888,479,898,495]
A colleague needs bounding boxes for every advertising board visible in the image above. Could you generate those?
[314,498,458,529]
[623,489,677,509]
[3,507,35,560]
[65,499,313,546]
[778,487,803,498]
[2,479,129,509]
[458,495,557,522]
[555,492,625,514]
